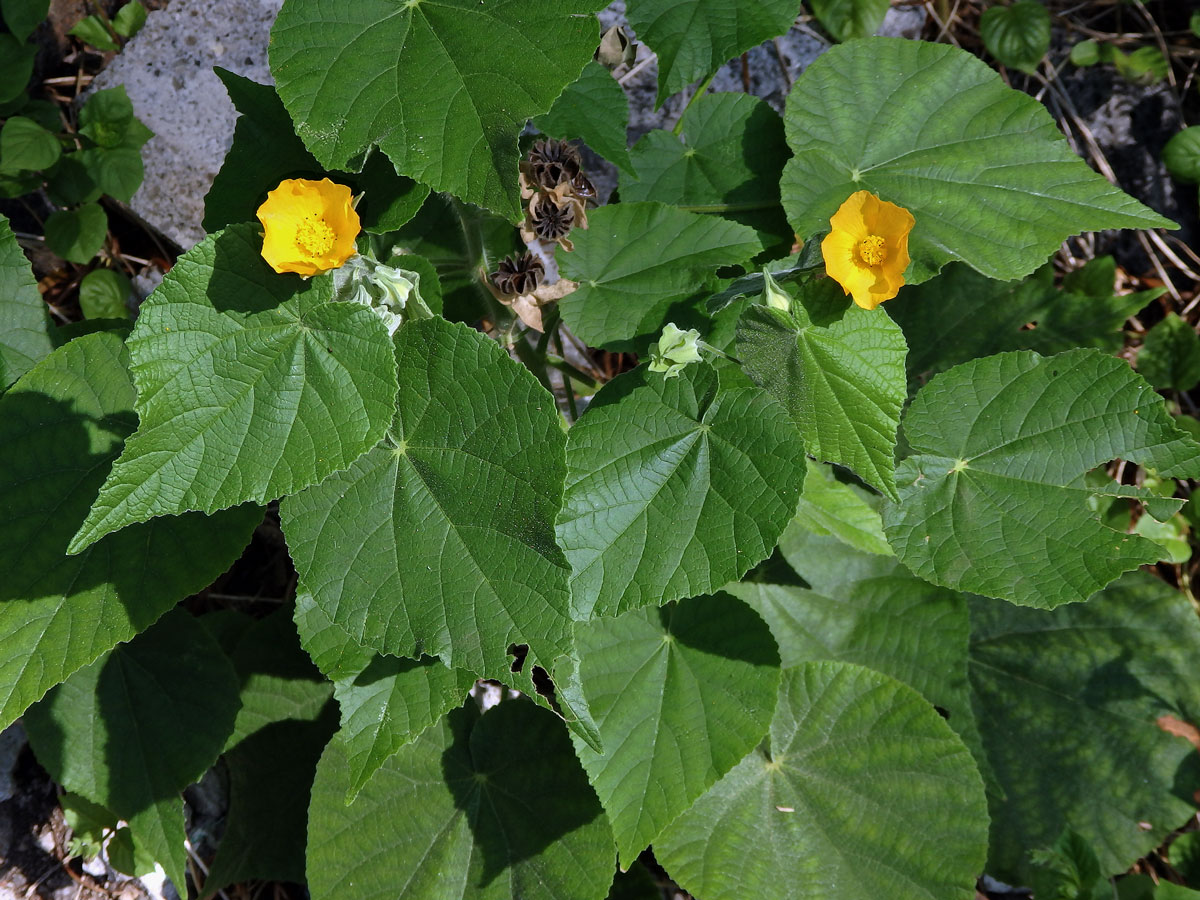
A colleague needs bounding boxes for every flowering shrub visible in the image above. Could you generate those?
[2,3,1199,900]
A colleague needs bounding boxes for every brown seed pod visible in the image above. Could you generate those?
[528,138,582,190]
[529,194,575,241]
[490,253,545,296]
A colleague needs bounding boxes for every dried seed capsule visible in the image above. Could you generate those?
[491,252,545,296]
[529,194,575,242]
[528,138,582,190]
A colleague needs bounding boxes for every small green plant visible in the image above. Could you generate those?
[981,0,1051,74]
[0,4,149,317]
[69,0,147,53]
[1070,39,1169,84]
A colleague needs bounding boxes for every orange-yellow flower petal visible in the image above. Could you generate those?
[256,177,361,276]
[821,189,914,310]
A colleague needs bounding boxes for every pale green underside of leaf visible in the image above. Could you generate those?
[281,317,572,683]
[569,593,780,865]
[557,362,805,619]
[781,38,1173,285]
[792,462,893,557]
[625,0,803,101]
[24,610,242,893]
[620,92,792,247]
[737,279,907,498]
[69,224,397,553]
[557,201,762,347]
[969,571,1200,882]
[0,212,53,388]
[883,349,1200,607]
[536,60,632,173]
[655,661,988,900]
[269,0,600,219]
[307,700,616,900]
[0,332,258,731]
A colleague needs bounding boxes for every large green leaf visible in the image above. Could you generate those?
[557,362,805,618]
[778,462,901,595]
[24,609,242,894]
[0,211,52,388]
[204,69,429,234]
[334,655,476,803]
[307,699,616,900]
[222,608,333,751]
[888,260,1161,386]
[620,92,791,249]
[969,572,1200,882]
[281,316,572,683]
[536,60,632,174]
[883,349,1200,607]
[202,608,338,896]
[203,710,339,897]
[781,38,1173,285]
[725,576,990,791]
[737,278,907,498]
[626,0,803,102]
[0,331,258,731]
[568,593,780,865]
[655,661,988,900]
[557,201,762,347]
[269,0,599,220]
[69,224,397,553]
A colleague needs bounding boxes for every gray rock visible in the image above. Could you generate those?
[89,0,283,249]
[877,5,928,40]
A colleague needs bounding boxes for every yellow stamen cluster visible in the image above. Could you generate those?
[296,216,336,256]
[858,234,887,266]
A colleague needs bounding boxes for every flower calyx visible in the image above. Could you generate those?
[332,254,431,335]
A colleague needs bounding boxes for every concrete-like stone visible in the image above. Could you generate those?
[89,0,283,249]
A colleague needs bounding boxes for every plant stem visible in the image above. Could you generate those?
[553,324,580,422]
[673,70,717,136]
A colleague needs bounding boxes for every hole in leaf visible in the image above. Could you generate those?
[507,643,528,673]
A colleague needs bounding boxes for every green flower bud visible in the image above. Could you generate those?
[648,322,703,378]
[762,270,791,312]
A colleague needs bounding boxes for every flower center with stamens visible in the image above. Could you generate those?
[296,216,335,256]
[858,234,887,266]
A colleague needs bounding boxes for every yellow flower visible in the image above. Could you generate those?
[820,190,915,310]
[256,178,360,276]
